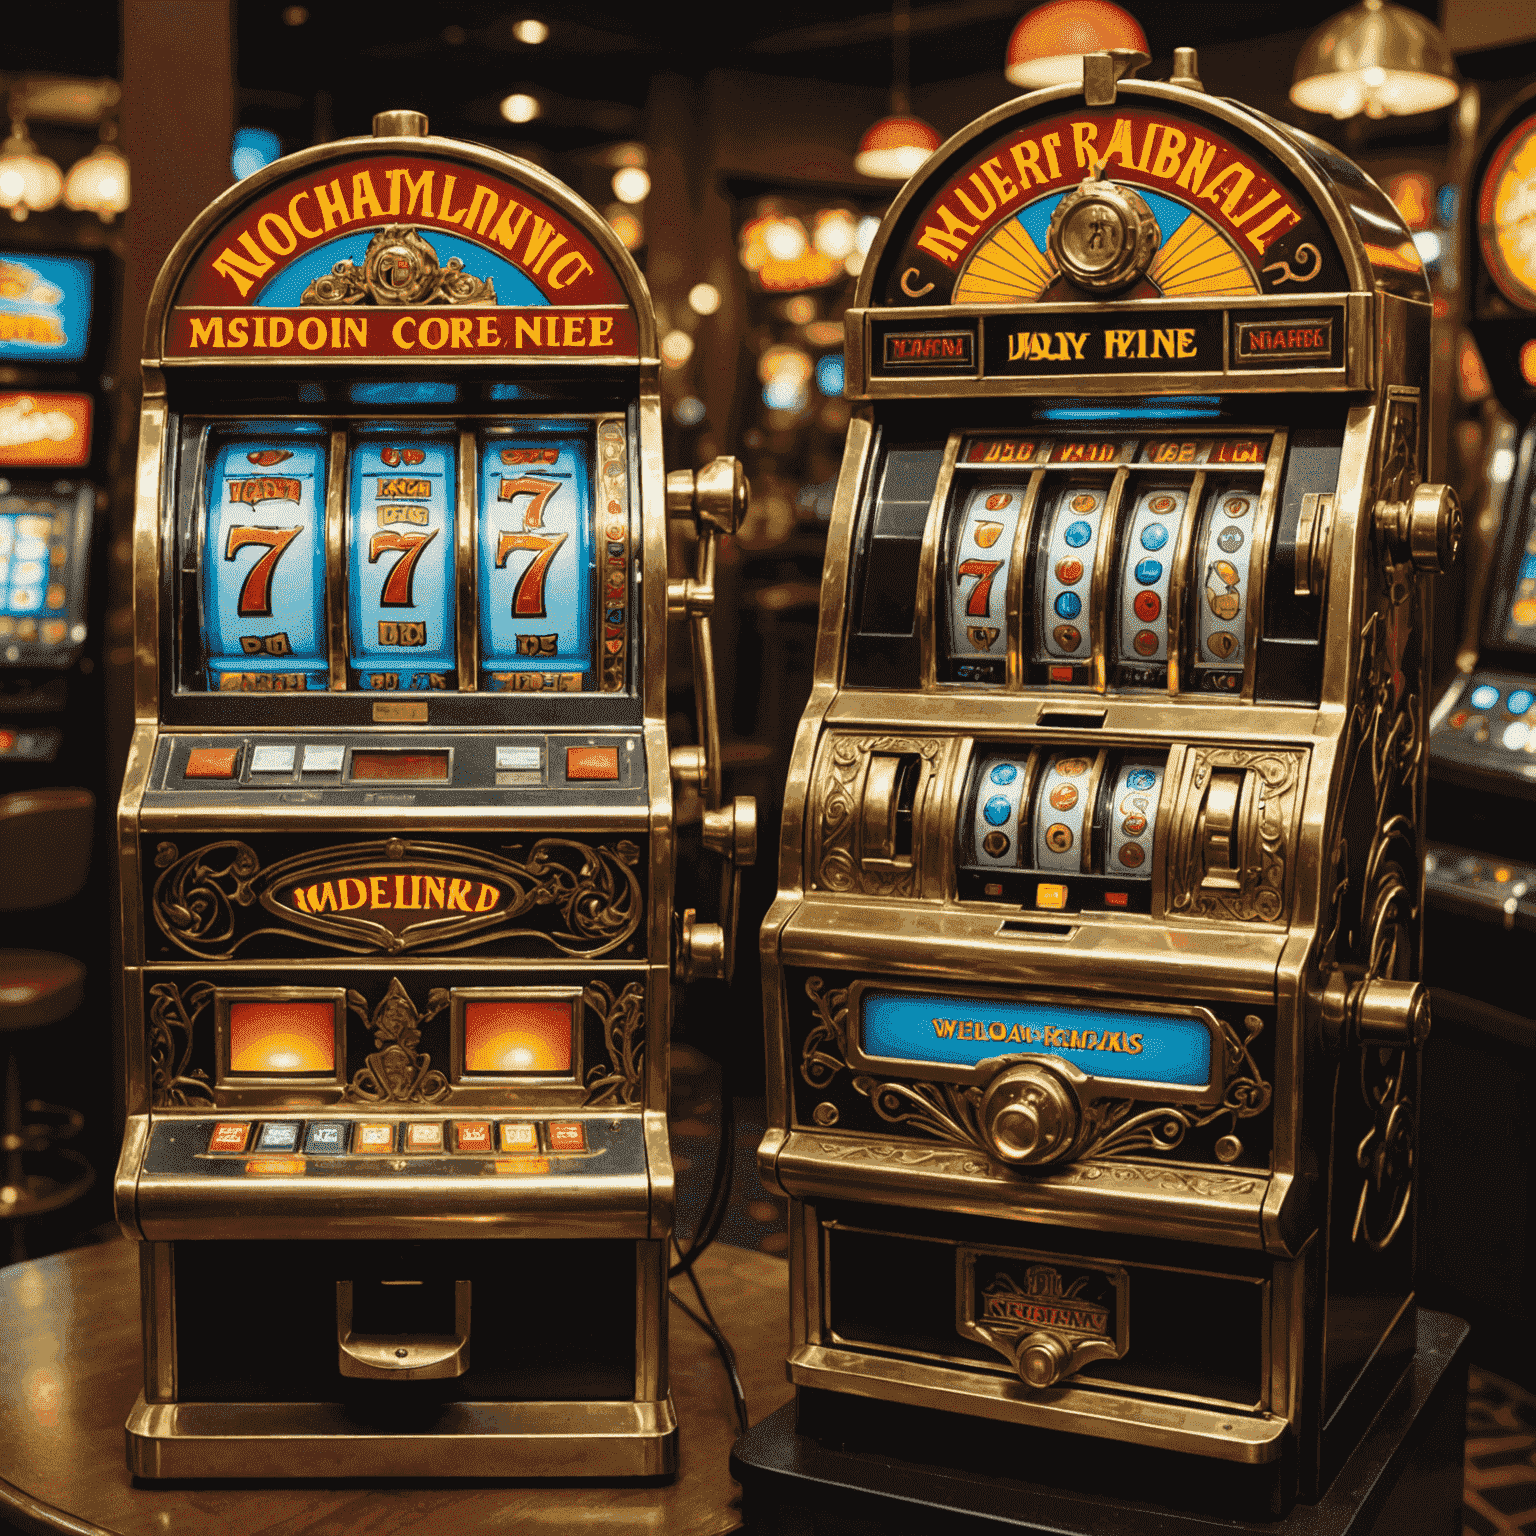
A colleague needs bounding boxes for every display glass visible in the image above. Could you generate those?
[0,391,92,467]
[226,998,338,1076]
[0,254,94,362]
[1493,475,1536,650]
[460,995,576,1075]
[1478,116,1536,310]
[201,427,329,690]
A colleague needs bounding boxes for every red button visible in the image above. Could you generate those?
[1048,665,1074,682]
[0,730,14,754]
[186,748,239,779]
[453,1121,492,1153]
[566,746,618,780]
[209,1122,250,1153]
[1450,710,1470,730]
[547,1121,587,1152]
[1133,590,1161,621]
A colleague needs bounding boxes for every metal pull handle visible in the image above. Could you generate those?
[336,1279,471,1381]
[1198,769,1245,889]
[667,457,757,984]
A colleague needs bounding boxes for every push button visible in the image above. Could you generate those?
[499,1121,540,1153]
[354,1122,394,1154]
[566,746,618,781]
[186,747,239,779]
[255,1121,301,1152]
[302,745,345,774]
[304,1121,349,1155]
[453,1120,492,1153]
[209,1122,250,1154]
[547,1121,587,1153]
[250,744,296,774]
[1470,683,1501,711]
[405,1121,444,1152]
[496,744,542,771]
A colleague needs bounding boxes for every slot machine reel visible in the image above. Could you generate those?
[667,456,757,983]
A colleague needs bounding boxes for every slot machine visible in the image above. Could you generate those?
[755,50,1459,1515]
[1422,81,1536,1383]
[114,110,753,1479]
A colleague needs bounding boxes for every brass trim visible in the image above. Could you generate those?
[1079,748,1109,873]
[456,428,477,691]
[1005,469,1046,690]
[325,428,348,692]
[1166,471,1204,695]
[918,433,963,689]
[140,1242,177,1402]
[213,986,349,1093]
[1090,467,1130,692]
[447,985,583,1087]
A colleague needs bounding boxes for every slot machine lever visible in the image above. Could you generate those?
[1372,481,1461,574]
[667,458,758,984]
[1322,971,1431,1052]
[1197,769,1245,890]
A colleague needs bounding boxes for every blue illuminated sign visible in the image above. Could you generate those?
[859,990,1212,1088]
[0,255,93,362]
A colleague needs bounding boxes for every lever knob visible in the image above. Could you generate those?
[980,1062,1081,1166]
[1351,977,1430,1049]
[1015,1331,1072,1389]
[1374,482,1461,573]
[666,457,749,535]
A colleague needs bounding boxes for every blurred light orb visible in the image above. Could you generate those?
[783,295,816,325]
[674,396,707,427]
[813,209,857,260]
[764,218,808,261]
[661,329,695,367]
[607,208,643,249]
[500,93,541,124]
[64,142,130,222]
[612,166,650,204]
[688,282,722,316]
[512,18,549,44]
[231,127,281,182]
[816,354,846,397]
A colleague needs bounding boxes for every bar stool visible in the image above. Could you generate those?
[0,788,96,1263]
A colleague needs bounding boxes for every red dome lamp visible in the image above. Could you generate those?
[1006,0,1148,89]
[855,114,943,181]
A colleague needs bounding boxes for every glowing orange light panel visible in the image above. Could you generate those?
[228,1000,336,1074]
[463,998,574,1075]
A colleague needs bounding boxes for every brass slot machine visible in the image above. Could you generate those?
[115,110,752,1478]
[755,50,1459,1515]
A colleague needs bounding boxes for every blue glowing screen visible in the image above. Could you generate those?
[0,255,93,362]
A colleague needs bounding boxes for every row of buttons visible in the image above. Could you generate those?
[1468,683,1535,716]
[1446,711,1536,752]
[207,1119,589,1156]
[183,744,621,782]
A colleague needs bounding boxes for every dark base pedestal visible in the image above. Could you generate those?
[731,1310,1468,1535]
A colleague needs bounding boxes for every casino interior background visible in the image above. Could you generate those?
[4,0,1536,1515]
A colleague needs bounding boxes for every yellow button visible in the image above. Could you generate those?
[499,1121,539,1153]
[1036,882,1068,910]
[1495,867,1512,883]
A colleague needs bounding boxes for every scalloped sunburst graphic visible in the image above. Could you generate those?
[953,192,1259,304]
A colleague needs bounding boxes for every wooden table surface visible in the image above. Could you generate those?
[0,1237,793,1535]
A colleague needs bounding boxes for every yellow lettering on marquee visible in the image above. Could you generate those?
[351,170,384,221]
[189,316,223,348]
[314,177,349,231]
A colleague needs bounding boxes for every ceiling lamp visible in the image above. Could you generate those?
[0,122,64,222]
[63,139,130,222]
[1291,0,1458,120]
[856,116,941,180]
[1005,0,1148,88]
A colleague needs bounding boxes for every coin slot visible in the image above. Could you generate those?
[997,919,1075,937]
[1034,709,1106,729]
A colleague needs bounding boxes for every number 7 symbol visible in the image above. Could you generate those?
[496,531,569,618]
[369,529,439,608]
[957,558,1003,617]
[225,525,302,617]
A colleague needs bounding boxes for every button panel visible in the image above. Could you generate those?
[1431,671,1536,784]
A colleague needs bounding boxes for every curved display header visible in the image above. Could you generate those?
[872,104,1352,309]
[163,152,639,362]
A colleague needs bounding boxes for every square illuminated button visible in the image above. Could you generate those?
[547,1121,587,1153]
[186,747,239,779]
[302,745,345,774]
[1035,883,1069,910]
[496,744,542,772]
[208,1121,250,1154]
[405,1121,444,1152]
[354,1122,394,1154]
[453,1121,493,1153]
[250,744,296,774]
[499,1121,540,1153]
[566,746,618,781]
[304,1121,349,1155]
[255,1121,301,1151]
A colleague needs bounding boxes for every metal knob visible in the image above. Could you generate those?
[373,110,429,138]
[1046,168,1160,293]
[1373,482,1461,574]
[1015,1331,1072,1389]
[980,1062,1081,1166]
[667,456,748,535]
[1351,977,1430,1049]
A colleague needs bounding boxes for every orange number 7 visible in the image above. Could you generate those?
[225,525,302,617]
[495,532,569,618]
[368,529,438,608]
[956,558,1003,617]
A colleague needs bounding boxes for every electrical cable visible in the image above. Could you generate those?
[669,1061,735,1278]
[669,1238,749,1435]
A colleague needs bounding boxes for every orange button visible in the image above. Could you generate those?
[1036,883,1069,910]
[246,1157,306,1176]
[354,1123,394,1153]
[566,746,619,781]
[186,747,239,779]
[209,1122,250,1153]
[0,730,14,754]
[453,1121,492,1153]
[547,1121,587,1152]
[499,1121,540,1153]
[495,1158,550,1174]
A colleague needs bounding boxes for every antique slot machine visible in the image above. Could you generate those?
[114,110,753,1478]
[754,50,1459,1516]
[1422,82,1536,1383]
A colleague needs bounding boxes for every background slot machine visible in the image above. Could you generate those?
[1423,81,1536,1389]
[754,51,1459,1516]
[114,110,752,1479]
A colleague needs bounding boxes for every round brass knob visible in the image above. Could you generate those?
[1372,482,1461,574]
[1350,977,1430,1049]
[1046,171,1160,294]
[1015,1331,1071,1389]
[980,1062,1081,1166]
